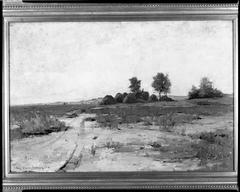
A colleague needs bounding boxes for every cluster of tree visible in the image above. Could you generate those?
[100,73,173,105]
[188,77,223,99]
[129,73,172,100]
[100,73,223,105]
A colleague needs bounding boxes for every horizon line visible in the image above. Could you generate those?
[9,93,233,106]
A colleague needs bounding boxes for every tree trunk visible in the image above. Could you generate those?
[159,92,161,100]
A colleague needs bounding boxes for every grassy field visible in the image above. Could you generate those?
[10,95,234,172]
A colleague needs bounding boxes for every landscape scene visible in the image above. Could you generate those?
[9,21,234,172]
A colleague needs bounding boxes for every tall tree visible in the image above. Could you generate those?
[199,77,214,93]
[199,77,221,98]
[129,77,141,93]
[151,73,171,99]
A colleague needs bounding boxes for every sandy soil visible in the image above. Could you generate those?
[10,111,233,172]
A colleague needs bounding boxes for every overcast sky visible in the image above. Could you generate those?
[10,21,233,105]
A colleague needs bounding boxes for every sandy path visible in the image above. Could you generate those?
[10,115,88,172]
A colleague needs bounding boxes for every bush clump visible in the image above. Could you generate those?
[20,113,67,135]
[188,77,223,99]
[10,111,68,139]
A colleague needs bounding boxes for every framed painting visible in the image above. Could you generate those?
[2,1,238,191]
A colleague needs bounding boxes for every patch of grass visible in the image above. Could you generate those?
[96,114,119,129]
[10,111,68,140]
[103,141,134,153]
[156,113,198,132]
[10,128,24,141]
[113,146,136,153]
[196,156,233,171]
[104,141,123,149]
[142,116,153,126]
[158,113,175,132]
[147,130,234,171]
[95,108,200,131]
[148,140,196,161]
[10,103,92,118]
[189,129,234,171]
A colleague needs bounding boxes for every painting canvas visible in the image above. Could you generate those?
[9,21,234,172]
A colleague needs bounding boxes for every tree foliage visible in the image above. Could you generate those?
[151,73,171,98]
[188,85,201,100]
[188,77,223,99]
[129,77,141,93]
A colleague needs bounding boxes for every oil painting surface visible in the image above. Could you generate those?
[9,21,234,172]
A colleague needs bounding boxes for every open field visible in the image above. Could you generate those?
[10,95,234,172]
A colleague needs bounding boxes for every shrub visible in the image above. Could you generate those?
[199,88,223,98]
[188,77,223,99]
[188,86,201,99]
[212,88,224,97]
[18,112,67,135]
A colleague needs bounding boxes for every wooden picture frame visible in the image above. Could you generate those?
[2,2,238,191]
